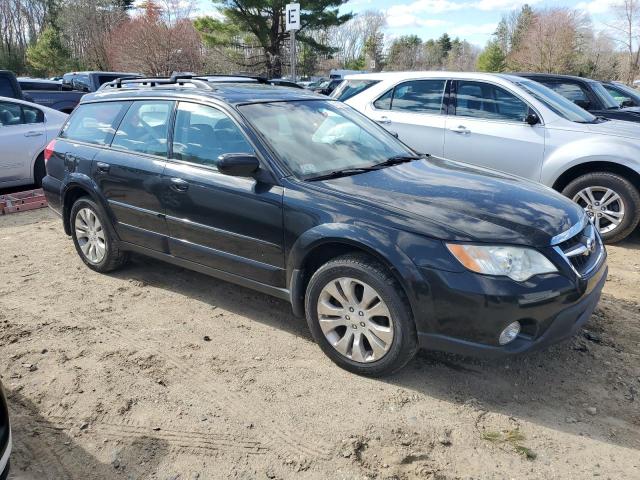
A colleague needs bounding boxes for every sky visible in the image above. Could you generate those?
[187,0,619,47]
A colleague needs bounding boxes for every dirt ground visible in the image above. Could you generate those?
[0,208,638,480]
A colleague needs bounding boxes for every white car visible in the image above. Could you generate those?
[0,96,67,189]
[336,71,640,243]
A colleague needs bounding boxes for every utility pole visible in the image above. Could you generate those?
[286,3,300,82]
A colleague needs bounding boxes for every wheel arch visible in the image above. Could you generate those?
[287,224,426,323]
[552,161,640,193]
[61,179,113,236]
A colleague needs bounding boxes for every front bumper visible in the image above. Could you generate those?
[417,257,608,358]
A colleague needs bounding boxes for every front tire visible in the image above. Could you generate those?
[70,197,129,272]
[562,172,640,243]
[305,253,417,377]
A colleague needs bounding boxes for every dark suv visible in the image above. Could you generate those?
[42,75,607,376]
[515,73,640,122]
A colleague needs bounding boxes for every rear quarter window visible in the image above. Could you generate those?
[60,101,130,145]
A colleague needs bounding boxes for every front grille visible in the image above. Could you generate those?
[555,222,602,276]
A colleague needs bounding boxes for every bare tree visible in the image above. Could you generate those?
[509,8,584,73]
[608,0,640,84]
[107,0,203,75]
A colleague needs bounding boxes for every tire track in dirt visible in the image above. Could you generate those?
[98,322,333,461]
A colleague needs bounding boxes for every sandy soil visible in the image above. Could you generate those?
[0,208,638,480]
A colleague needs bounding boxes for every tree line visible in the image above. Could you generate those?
[2,0,640,83]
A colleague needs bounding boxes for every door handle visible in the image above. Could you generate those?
[24,131,43,137]
[450,125,470,134]
[96,161,110,173]
[377,116,391,125]
[170,178,189,192]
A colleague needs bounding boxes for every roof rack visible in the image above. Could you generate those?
[196,74,269,84]
[100,74,215,91]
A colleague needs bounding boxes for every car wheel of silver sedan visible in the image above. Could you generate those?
[305,253,417,376]
[563,172,640,243]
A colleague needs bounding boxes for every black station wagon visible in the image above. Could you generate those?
[42,75,608,376]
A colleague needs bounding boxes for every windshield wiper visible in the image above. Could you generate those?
[371,154,424,168]
[306,154,424,181]
[306,167,379,181]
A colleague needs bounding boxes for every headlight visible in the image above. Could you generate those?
[446,244,557,282]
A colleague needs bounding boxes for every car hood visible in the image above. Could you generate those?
[586,118,640,139]
[314,157,584,247]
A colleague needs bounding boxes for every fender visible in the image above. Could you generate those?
[286,222,436,333]
[61,173,119,238]
[542,136,640,187]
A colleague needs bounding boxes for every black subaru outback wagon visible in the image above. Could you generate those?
[42,75,607,376]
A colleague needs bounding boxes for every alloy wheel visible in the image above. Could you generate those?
[316,277,394,363]
[573,186,625,234]
[75,207,107,264]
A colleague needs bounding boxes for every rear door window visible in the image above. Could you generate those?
[111,101,174,157]
[60,101,130,145]
[373,80,446,114]
[0,101,24,126]
[455,81,528,122]
[22,105,44,124]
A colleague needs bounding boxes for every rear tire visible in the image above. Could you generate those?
[33,154,45,187]
[562,172,640,243]
[70,197,129,272]
[305,253,417,377]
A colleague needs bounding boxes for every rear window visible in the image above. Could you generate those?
[0,77,16,97]
[19,81,63,91]
[331,79,380,101]
[60,101,130,145]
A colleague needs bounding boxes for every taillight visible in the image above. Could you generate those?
[44,139,56,164]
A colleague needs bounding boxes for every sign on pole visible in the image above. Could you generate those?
[286,3,300,31]
[286,3,300,82]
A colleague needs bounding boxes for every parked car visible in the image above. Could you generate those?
[0,380,11,479]
[43,75,607,376]
[62,71,141,93]
[342,71,640,243]
[311,78,343,96]
[0,96,67,188]
[514,73,640,123]
[0,70,24,100]
[18,78,84,113]
[601,81,640,108]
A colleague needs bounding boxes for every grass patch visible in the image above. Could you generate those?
[481,429,536,461]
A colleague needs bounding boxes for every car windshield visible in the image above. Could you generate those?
[589,81,620,110]
[239,100,415,179]
[609,82,640,102]
[516,80,598,123]
[331,79,380,101]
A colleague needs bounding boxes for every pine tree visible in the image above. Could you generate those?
[26,26,72,77]
[477,39,506,72]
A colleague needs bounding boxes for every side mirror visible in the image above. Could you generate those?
[217,153,260,177]
[525,112,540,126]
[621,99,635,108]
[574,99,591,110]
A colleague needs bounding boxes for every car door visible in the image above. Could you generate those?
[443,80,545,180]
[364,79,448,156]
[162,101,285,287]
[92,100,173,252]
[0,100,45,184]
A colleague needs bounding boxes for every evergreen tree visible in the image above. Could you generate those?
[26,26,72,77]
[512,4,534,52]
[476,39,506,72]
[197,0,353,77]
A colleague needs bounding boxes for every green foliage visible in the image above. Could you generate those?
[437,33,452,54]
[199,0,353,76]
[477,40,506,72]
[512,4,534,52]
[26,26,72,77]
[481,429,536,461]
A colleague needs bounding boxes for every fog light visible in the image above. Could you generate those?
[499,321,521,345]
